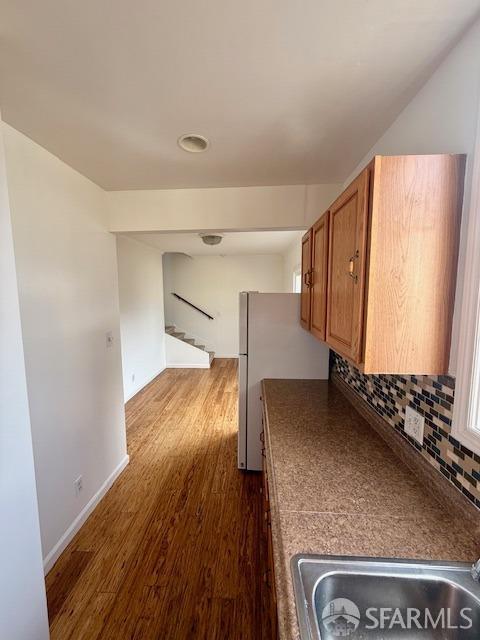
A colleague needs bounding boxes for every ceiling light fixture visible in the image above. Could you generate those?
[200,234,223,246]
[178,134,209,153]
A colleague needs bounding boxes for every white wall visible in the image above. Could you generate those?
[282,232,304,292]
[117,236,166,401]
[107,183,341,232]
[3,122,128,570]
[0,120,49,640]
[163,253,284,357]
[343,18,480,374]
[345,19,480,185]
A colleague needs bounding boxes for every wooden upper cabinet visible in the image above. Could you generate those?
[300,230,312,329]
[362,154,465,374]
[302,154,466,375]
[310,211,329,341]
[326,168,369,363]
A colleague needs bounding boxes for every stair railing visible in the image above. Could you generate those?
[171,293,214,320]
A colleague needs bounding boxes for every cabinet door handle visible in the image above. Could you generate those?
[304,270,314,288]
[348,250,359,283]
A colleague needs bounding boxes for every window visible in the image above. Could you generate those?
[452,109,480,454]
[293,267,301,293]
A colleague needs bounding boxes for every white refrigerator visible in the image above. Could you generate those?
[238,292,330,471]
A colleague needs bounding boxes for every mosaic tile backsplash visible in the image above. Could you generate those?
[331,352,480,511]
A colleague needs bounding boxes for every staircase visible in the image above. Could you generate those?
[165,325,215,365]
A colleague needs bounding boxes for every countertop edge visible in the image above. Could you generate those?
[262,380,296,640]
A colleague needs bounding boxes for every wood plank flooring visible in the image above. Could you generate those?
[46,359,272,639]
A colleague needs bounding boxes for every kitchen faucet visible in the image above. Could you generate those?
[471,559,480,581]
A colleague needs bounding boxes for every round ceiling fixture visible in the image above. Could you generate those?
[178,134,209,153]
[200,234,223,246]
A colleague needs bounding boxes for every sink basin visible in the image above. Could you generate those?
[291,555,480,639]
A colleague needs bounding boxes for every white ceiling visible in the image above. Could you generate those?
[1,1,479,190]
[128,230,304,256]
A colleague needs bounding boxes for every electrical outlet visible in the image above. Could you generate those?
[74,475,83,496]
[404,406,425,444]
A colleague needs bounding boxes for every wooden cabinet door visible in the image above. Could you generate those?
[300,230,312,329]
[310,211,329,341]
[326,168,370,363]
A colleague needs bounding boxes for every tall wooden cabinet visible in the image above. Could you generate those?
[301,154,466,375]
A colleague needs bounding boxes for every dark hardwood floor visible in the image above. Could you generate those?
[46,359,272,639]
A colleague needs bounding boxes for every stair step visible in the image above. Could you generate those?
[166,327,212,361]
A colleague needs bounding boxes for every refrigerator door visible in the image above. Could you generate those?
[238,292,248,355]
[237,354,248,469]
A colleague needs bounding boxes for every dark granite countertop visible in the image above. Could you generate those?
[261,379,479,640]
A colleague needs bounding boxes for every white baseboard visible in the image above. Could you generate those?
[43,454,130,574]
[124,366,166,403]
[213,354,239,359]
[166,363,210,369]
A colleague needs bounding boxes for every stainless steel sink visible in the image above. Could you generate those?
[291,555,480,639]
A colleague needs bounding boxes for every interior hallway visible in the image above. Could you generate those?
[46,359,272,639]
